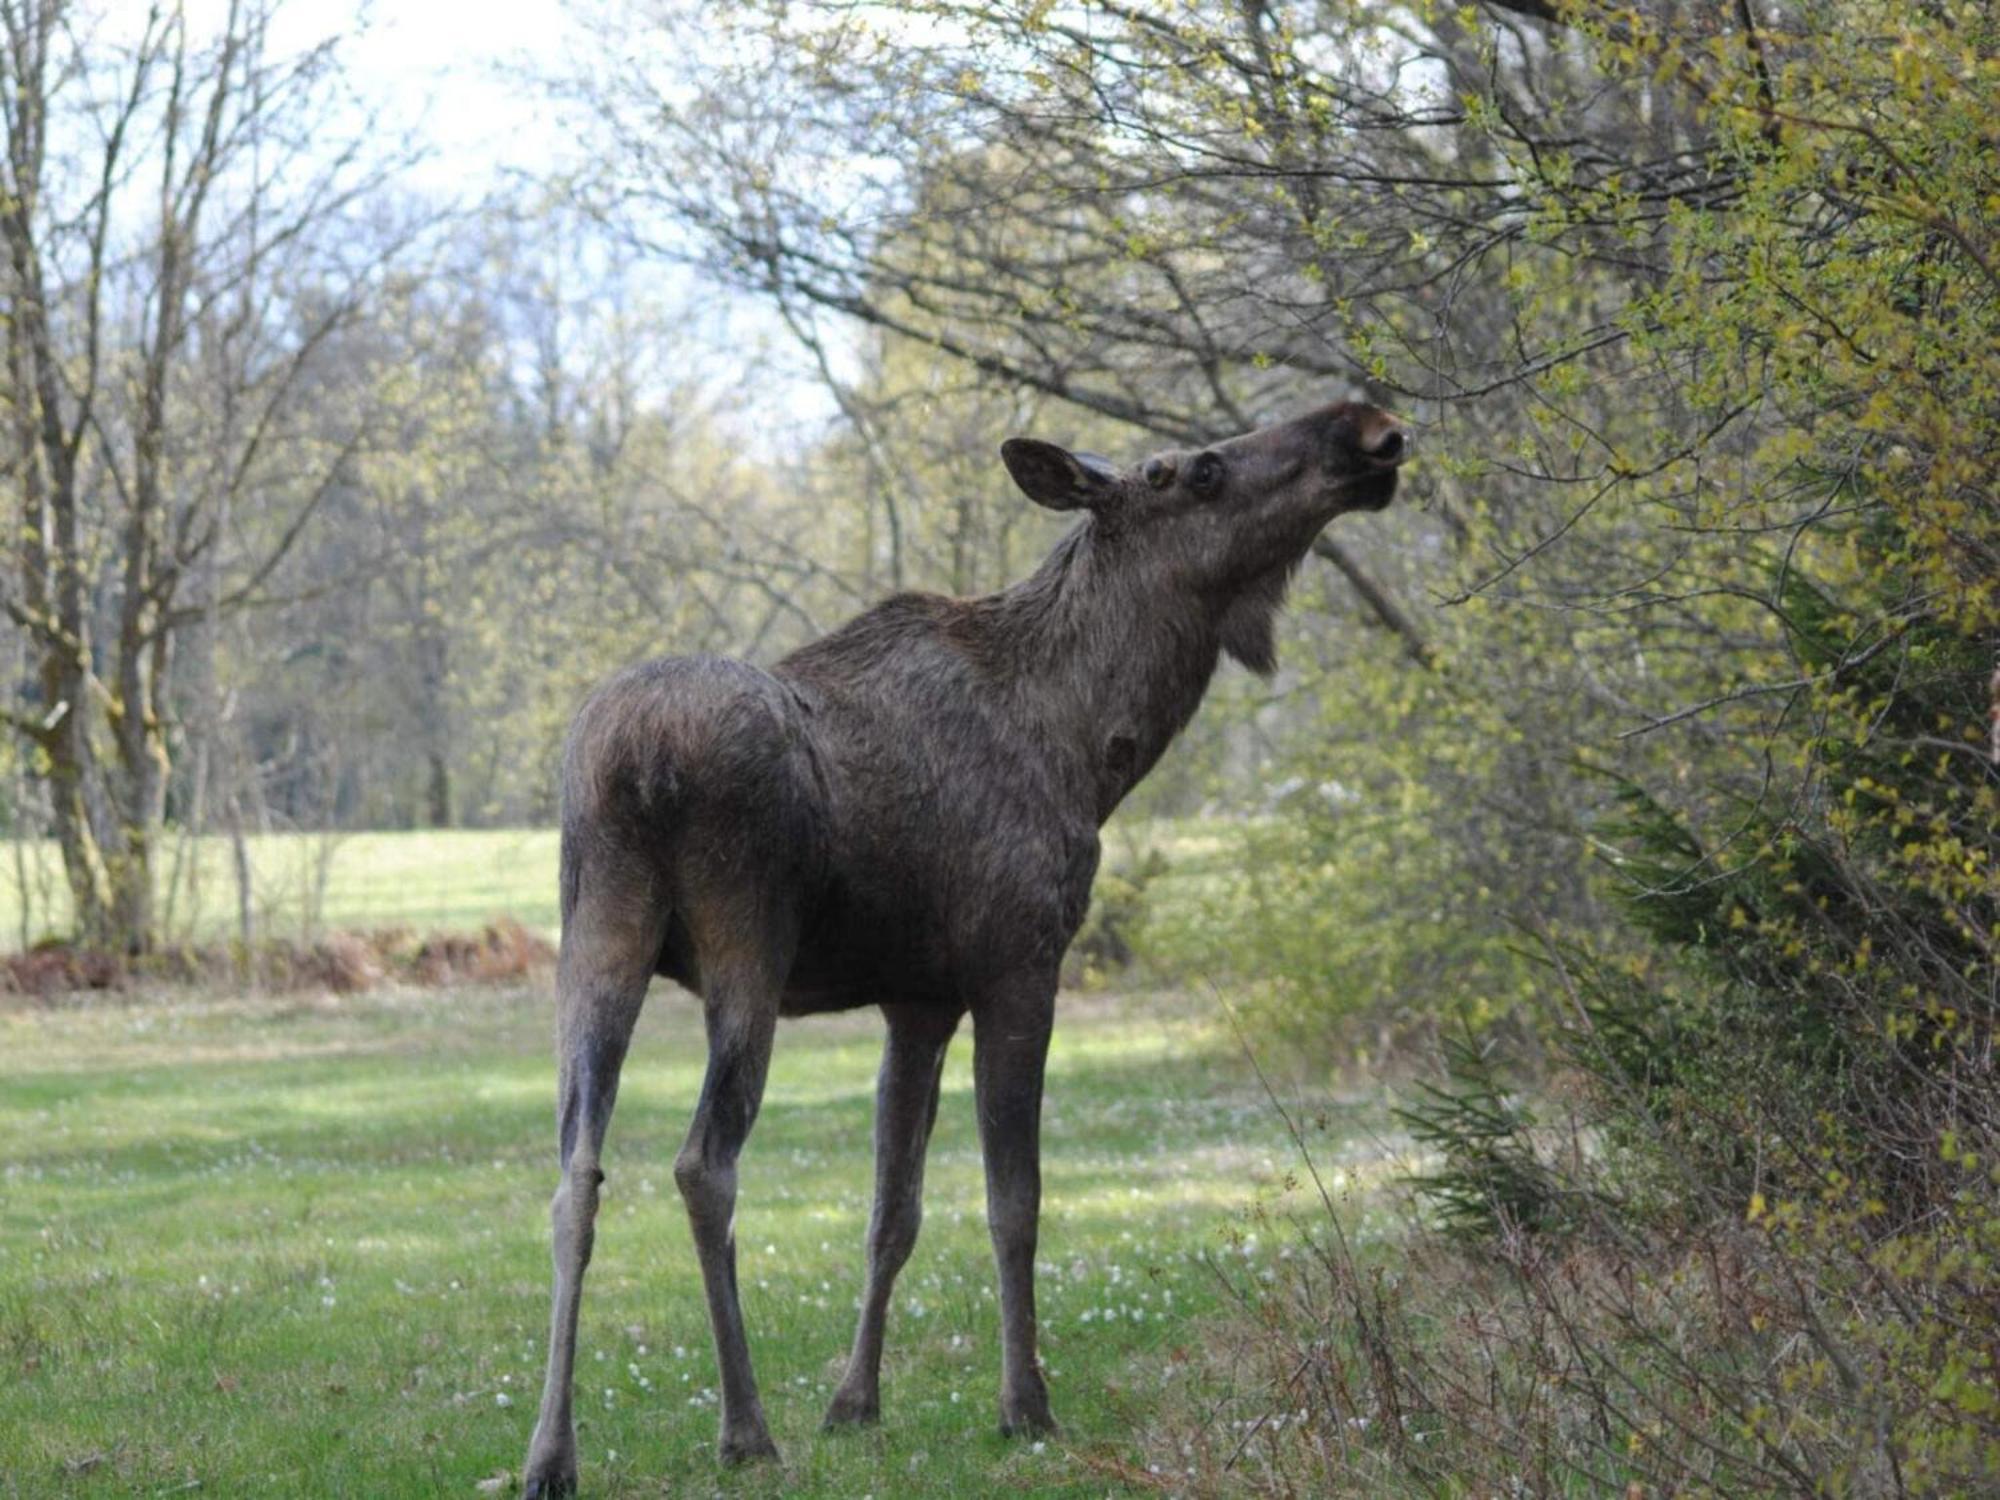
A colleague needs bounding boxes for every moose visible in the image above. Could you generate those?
[520,399,1409,1496]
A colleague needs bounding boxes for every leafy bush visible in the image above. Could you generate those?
[1067,845,1170,986]
[1153,0,2000,1491]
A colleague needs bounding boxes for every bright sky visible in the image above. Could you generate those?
[96,0,849,450]
[92,0,589,200]
[279,0,584,197]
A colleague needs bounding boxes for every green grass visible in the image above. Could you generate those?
[0,981,1401,1497]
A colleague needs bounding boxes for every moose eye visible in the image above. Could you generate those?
[1190,452,1224,493]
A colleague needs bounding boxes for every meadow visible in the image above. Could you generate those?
[0,977,1403,1497]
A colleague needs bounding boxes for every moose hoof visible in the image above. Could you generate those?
[822,1385,881,1429]
[520,1426,577,1499]
[718,1428,781,1467]
[519,1460,577,1499]
[999,1384,1057,1439]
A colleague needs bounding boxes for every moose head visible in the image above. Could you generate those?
[1000,401,1410,672]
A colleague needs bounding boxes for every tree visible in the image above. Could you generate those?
[0,0,415,948]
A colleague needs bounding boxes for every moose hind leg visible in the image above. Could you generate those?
[676,960,785,1465]
[825,1003,960,1428]
[522,887,665,1499]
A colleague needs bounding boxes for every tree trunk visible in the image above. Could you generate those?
[426,750,452,829]
[106,720,170,954]
[46,734,114,946]
[229,786,256,951]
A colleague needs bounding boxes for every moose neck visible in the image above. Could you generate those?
[982,518,1231,822]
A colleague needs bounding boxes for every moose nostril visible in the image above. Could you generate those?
[1367,428,1407,464]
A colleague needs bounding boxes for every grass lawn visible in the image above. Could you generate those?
[0,980,1399,1497]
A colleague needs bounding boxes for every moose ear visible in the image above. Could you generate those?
[1001,438,1118,511]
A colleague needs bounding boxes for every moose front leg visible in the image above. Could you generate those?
[972,979,1058,1437]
